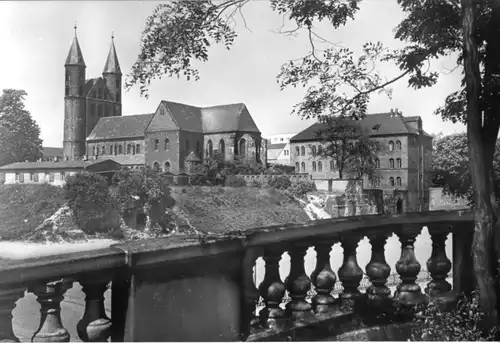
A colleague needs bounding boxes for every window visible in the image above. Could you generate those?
[45,172,50,182]
[29,173,34,182]
[318,161,322,172]
[389,141,394,152]
[136,144,140,154]
[118,145,123,154]
[396,140,402,151]
[389,158,394,169]
[295,147,300,156]
[396,158,402,168]
[49,172,54,182]
[15,173,19,182]
[132,144,136,155]
[295,162,300,172]
[375,142,380,151]
[207,140,213,157]
[164,162,171,173]
[239,138,246,158]
[396,177,402,186]
[92,146,96,155]
[114,145,118,155]
[61,172,66,181]
[164,138,170,151]
[127,144,132,154]
[65,71,70,96]
[153,162,160,172]
[330,160,335,171]
[375,159,380,168]
[312,161,317,172]
[371,178,380,188]
[389,177,395,187]
[196,140,201,155]
[219,139,225,156]
[301,146,305,156]
[160,108,165,116]
[301,162,306,172]
[317,145,323,156]
[154,139,160,151]
[312,146,316,156]
[101,146,105,155]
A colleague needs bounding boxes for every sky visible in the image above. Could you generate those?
[0,0,466,148]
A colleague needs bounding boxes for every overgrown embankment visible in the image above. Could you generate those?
[0,184,66,240]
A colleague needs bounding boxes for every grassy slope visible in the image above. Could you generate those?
[170,186,311,233]
[0,184,66,240]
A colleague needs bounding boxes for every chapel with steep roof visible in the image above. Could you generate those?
[63,26,122,160]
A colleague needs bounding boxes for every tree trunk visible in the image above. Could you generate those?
[462,0,498,327]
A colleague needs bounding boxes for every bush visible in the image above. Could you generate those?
[267,175,292,190]
[64,171,118,234]
[225,175,247,187]
[289,180,317,198]
[411,293,500,341]
[250,179,262,188]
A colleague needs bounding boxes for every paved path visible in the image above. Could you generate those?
[11,227,449,341]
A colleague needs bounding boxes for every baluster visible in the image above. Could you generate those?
[337,235,364,312]
[258,247,289,330]
[77,278,112,342]
[0,286,25,342]
[365,234,392,313]
[394,224,426,309]
[284,243,312,319]
[241,247,263,339]
[31,278,73,342]
[310,240,337,313]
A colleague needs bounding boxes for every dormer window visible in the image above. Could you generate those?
[160,108,165,115]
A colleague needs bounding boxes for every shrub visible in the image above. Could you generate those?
[64,171,118,234]
[411,293,500,341]
[267,175,292,190]
[250,179,262,188]
[289,180,317,198]
[225,175,247,187]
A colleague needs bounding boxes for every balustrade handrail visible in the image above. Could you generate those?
[0,209,472,282]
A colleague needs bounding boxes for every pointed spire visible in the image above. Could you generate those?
[103,33,122,75]
[65,24,85,67]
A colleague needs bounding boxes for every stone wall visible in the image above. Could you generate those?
[239,173,311,185]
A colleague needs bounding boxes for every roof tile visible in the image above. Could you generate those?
[87,114,154,141]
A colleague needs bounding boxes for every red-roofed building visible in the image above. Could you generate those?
[290,110,433,212]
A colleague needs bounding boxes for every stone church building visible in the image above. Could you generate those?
[64,30,265,174]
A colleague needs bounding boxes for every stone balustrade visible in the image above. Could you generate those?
[0,210,474,341]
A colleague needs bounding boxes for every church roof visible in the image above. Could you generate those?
[41,147,63,157]
[290,112,421,142]
[103,38,121,74]
[185,151,202,162]
[160,101,261,134]
[104,154,145,166]
[87,114,154,141]
[84,78,99,96]
[65,36,85,66]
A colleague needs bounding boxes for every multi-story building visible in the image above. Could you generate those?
[289,110,433,212]
[263,133,297,166]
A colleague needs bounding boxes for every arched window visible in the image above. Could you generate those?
[396,140,402,150]
[317,145,323,156]
[301,146,305,156]
[330,160,335,171]
[127,144,132,154]
[389,141,394,152]
[295,146,300,156]
[389,177,395,186]
[132,144,135,155]
[389,158,394,168]
[114,145,118,155]
[312,161,317,172]
[164,162,171,173]
[219,139,225,157]
[92,146,96,156]
[239,138,246,158]
[295,162,300,172]
[136,144,140,154]
[375,159,380,168]
[207,140,213,157]
[164,139,170,151]
[154,139,159,151]
[396,158,402,168]
[109,145,113,155]
[118,145,122,154]
[375,142,380,151]
[153,162,160,172]
[301,162,306,172]
[101,146,105,155]
[318,161,322,172]
[185,140,190,152]
[312,146,316,156]
[396,177,402,186]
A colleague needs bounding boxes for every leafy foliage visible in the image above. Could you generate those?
[267,175,292,190]
[411,293,500,341]
[225,174,247,187]
[288,179,317,198]
[64,172,118,234]
[0,89,43,166]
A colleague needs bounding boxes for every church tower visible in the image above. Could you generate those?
[63,25,87,160]
[102,34,122,116]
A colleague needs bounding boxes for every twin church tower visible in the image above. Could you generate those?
[63,26,122,160]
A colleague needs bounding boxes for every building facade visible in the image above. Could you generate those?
[263,133,297,165]
[289,111,433,212]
